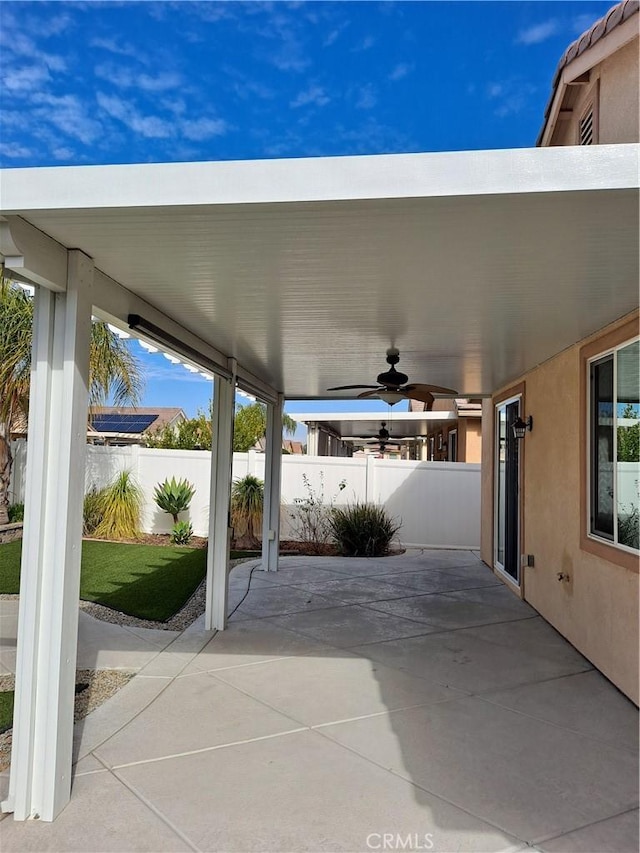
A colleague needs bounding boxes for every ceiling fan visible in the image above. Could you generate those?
[353,421,402,449]
[327,348,457,408]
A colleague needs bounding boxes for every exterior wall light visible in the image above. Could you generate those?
[512,415,533,439]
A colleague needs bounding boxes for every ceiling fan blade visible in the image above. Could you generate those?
[356,388,384,399]
[399,387,435,408]
[326,384,380,391]
[403,383,458,396]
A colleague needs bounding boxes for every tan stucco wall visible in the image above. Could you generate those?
[463,419,482,464]
[599,38,639,144]
[482,312,639,703]
[552,37,639,145]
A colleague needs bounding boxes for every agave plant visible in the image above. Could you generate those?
[94,470,143,540]
[154,477,196,524]
[230,475,264,550]
[171,520,193,545]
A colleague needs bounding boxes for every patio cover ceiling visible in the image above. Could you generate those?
[1,144,638,399]
[292,412,458,441]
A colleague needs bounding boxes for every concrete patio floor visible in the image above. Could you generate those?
[0,549,638,852]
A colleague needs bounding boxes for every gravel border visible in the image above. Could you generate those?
[0,669,134,772]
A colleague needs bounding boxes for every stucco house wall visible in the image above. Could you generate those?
[461,418,482,463]
[481,311,639,703]
[550,37,639,145]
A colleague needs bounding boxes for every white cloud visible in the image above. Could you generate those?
[94,63,182,92]
[323,21,349,47]
[353,35,375,52]
[36,13,73,38]
[515,20,559,45]
[0,142,33,159]
[182,117,229,141]
[96,92,229,143]
[3,65,50,93]
[90,37,142,59]
[31,93,103,144]
[52,146,75,160]
[290,85,330,109]
[389,63,411,82]
[5,31,66,71]
[485,78,537,117]
[355,84,377,110]
[97,93,174,138]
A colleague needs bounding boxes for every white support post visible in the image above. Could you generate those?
[307,423,319,456]
[3,252,93,822]
[262,394,284,572]
[205,372,235,631]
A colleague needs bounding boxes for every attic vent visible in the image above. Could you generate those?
[579,107,594,145]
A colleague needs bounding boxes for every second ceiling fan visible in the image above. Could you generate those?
[327,347,457,409]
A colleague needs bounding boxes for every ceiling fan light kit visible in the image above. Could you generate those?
[326,347,457,407]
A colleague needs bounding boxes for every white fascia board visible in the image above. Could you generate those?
[1,145,637,214]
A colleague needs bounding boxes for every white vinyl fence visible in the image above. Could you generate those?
[10,441,481,549]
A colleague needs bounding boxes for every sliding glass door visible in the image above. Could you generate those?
[495,398,521,583]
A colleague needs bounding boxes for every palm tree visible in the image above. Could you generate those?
[0,277,143,526]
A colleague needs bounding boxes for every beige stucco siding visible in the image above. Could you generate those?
[483,312,639,703]
[463,419,482,464]
[598,38,639,144]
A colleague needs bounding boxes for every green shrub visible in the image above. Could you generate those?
[83,488,106,536]
[154,477,196,524]
[171,520,193,545]
[8,504,24,523]
[330,502,401,557]
[231,475,264,549]
[94,470,143,540]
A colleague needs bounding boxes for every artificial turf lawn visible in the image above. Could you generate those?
[0,692,14,734]
[0,539,207,622]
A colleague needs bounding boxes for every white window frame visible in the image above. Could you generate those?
[587,335,640,555]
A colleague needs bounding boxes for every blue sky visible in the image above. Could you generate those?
[0,0,614,435]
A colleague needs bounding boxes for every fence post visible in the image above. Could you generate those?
[365,454,376,503]
[247,449,257,476]
[130,443,141,484]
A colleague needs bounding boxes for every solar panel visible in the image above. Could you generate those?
[90,414,158,434]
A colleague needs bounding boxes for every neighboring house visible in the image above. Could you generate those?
[409,398,482,462]
[87,406,187,446]
[538,0,638,146]
[481,1,639,703]
[253,437,305,455]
